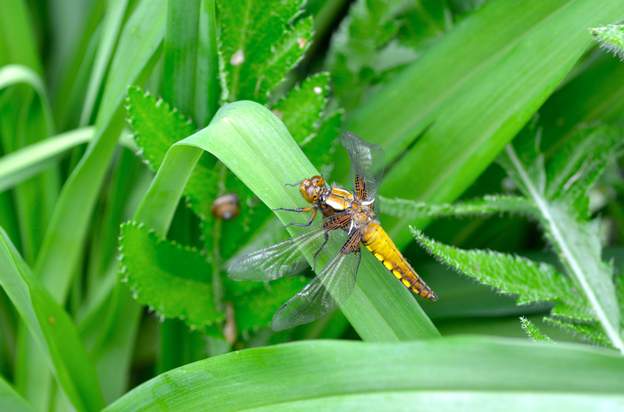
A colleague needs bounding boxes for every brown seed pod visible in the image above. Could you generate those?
[211,193,240,220]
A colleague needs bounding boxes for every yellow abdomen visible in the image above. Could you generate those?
[363,222,437,300]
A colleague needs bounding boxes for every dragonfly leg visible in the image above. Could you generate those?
[312,230,330,271]
[275,207,318,228]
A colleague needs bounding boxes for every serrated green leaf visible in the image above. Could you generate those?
[126,86,195,171]
[411,228,588,319]
[592,24,624,61]
[379,195,536,220]
[135,101,438,341]
[519,317,552,342]
[273,72,330,145]
[500,125,623,352]
[544,317,612,347]
[119,221,223,328]
[217,0,312,103]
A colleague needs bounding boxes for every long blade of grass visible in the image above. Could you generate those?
[158,0,205,372]
[105,337,624,411]
[133,101,438,341]
[343,0,624,247]
[0,0,41,71]
[0,375,33,412]
[17,0,166,406]
[0,229,103,411]
[79,0,130,125]
[0,127,93,191]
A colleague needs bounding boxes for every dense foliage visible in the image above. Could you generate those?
[1,0,624,411]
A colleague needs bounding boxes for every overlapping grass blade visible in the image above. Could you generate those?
[105,337,624,411]
[0,127,93,191]
[132,101,438,341]
[0,229,103,412]
[344,0,624,247]
[80,0,130,125]
[0,375,33,412]
[18,0,166,405]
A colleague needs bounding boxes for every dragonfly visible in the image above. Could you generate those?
[228,132,437,330]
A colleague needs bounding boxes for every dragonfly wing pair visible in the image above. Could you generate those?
[228,220,359,330]
[341,132,384,201]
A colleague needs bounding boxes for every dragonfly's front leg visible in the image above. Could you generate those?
[311,213,352,271]
[274,206,318,228]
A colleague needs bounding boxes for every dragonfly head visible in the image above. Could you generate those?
[299,175,326,204]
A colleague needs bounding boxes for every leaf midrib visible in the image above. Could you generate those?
[239,389,624,411]
[504,144,624,353]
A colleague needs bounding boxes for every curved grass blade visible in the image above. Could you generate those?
[132,100,438,341]
[0,229,103,412]
[105,337,624,411]
[0,127,93,191]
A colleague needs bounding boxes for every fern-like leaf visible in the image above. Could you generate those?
[379,195,535,220]
[412,229,588,319]
[499,123,624,351]
[519,317,552,342]
[591,24,624,61]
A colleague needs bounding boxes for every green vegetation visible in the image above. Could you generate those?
[1,0,623,410]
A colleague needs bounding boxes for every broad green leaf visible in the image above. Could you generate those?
[0,127,93,191]
[195,0,220,126]
[272,72,330,145]
[126,87,196,171]
[344,0,624,248]
[412,229,590,321]
[217,0,313,102]
[592,24,624,61]
[119,219,308,333]
[500,123,623,352]
[161,0,201,115]
[132,101,438,341]
[520,317,552,342]
[119,221,222,328]
[105,337,624,411]
[0,229,103,412]
[0,0,41,71]
[0,375,33,412]
[379,195,535,220]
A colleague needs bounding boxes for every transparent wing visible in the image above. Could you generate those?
[341,132,384,201]
[227,228,328,281]
[271,248,361,331]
